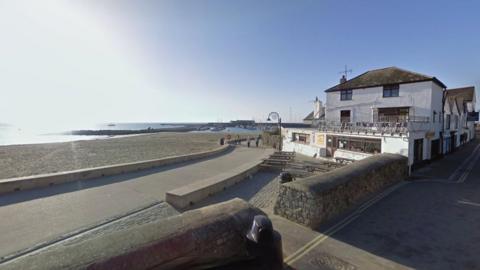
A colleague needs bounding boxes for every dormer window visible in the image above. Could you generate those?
[383,84,399,97]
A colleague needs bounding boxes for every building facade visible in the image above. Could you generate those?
[443,87,477,153]
[283,67,476,171]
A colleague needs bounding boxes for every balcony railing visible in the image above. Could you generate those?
[313,116,431,136]
[376,115,430,123]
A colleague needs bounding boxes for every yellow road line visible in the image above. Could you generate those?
[449,144,480,181]
[457,147,480,183]
[286,142,479,265]
[284,181,407,265]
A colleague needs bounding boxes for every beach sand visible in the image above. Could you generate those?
[0,132,245,180]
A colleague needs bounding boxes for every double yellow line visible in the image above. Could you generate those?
[457,148,480,183]
[448,143,480,181]
[284,181,408,265]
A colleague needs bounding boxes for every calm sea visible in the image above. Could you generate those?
[0,123,259,146]
[0,123,181,146]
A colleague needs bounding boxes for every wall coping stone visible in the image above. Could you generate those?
[274,153,408,228]
[284,153,406,193]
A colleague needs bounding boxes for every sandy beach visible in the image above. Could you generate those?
[0,132,242,180]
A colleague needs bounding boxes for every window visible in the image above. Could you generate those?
[445,114,450,129]
[340,110,351,123]
[340,89,352,100]
[377,107,409,122]
[292,133,310,144]
[433,111,436,123]
[383,84,399,97]
[335,136,381,154]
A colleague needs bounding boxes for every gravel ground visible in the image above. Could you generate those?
[0,132,237,179]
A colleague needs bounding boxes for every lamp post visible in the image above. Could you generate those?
[267,112,282,151]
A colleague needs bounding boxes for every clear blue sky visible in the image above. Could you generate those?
[1,0,479,129]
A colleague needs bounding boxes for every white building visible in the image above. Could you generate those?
[443,86,477,153]
[303,97,325,125]
[283,67,476,171]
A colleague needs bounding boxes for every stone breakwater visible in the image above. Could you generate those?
[274,153,408,228]
[67,127,198,135]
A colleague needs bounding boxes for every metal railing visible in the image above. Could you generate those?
[313,117,431,135]
[376,115,430,123]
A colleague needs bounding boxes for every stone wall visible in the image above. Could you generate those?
[1,199,269,270]
[0,144,232,196]
[274,153,408,228]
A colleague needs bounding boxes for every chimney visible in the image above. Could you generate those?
[314,96,322,119]
[340,75,347,84]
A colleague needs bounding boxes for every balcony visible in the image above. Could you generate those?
[314,116,430,136]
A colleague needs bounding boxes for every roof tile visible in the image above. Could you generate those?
[325,67,446,92]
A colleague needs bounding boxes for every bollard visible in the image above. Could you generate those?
[279,172,294,184]
[245,215,283,270]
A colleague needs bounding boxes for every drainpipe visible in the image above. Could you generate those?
[441,88,446,155]
[279,118,282,152]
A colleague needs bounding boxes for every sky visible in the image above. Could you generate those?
[0,0,479,130]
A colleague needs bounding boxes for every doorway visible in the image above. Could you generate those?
[431,139,440,160]
[414,138,424,164]
[450,132,456,152]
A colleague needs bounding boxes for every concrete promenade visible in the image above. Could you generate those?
[0,146,271,260]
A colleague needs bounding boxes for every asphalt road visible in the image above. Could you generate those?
[287,138,480,270]
[0,146,270,260]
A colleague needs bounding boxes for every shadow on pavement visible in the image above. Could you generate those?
[185,171,279,211]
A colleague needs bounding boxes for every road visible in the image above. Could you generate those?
[283,138,480,270]
[0,146,270,260]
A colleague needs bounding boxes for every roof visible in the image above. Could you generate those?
[325,67,447,92]
[303,111,314,121]
[303,110,325,121]
[446,86,475,101]
[281,123,312,129]
[455,99,463,114]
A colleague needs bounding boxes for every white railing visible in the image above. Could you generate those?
[313,117,431,135]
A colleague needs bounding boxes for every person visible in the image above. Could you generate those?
[219,137,225,145]
[255,138,259,147]
[247,139,251,147]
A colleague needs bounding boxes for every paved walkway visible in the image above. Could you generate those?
[278,138,480,269]
[0,146,271,260]
[191,171,280,211]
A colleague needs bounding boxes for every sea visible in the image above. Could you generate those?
[0,123,260,146]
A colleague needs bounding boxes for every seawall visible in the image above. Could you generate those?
[274,153,408,228]
[0,144,232,196]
